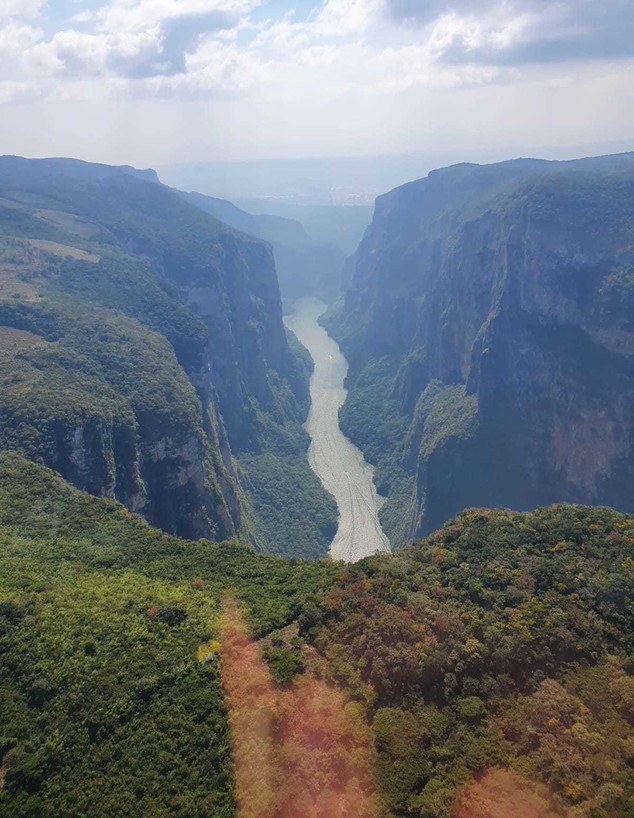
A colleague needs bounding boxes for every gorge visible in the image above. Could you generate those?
[0,151,632,818]
[0,156,337,558]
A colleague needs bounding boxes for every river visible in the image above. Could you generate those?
[284,297,391,562]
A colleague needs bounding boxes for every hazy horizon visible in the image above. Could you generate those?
[3,137,634,207]
[157,137,634,204]
[1,0,633,170]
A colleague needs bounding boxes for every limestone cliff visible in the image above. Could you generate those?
[328,153,634,542]
[177,190,346,302]
[0,157,335,554]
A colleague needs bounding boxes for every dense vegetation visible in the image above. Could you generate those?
[336,356,413,543]
[1,454,631,817]
[310,504,634,817]
[0,157,337,556]
[0,454,340,817]
[327,153,634,545]
[239,451,337,559]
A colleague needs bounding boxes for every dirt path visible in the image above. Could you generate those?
[284,297,390,562]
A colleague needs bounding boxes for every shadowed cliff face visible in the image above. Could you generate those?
[0,157,332,551]
[328,154,634,543]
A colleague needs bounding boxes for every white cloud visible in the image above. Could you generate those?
[0,21,41,55]
[71,11,96,24]
[426,10,541,58]
[96,0,259,33]
[0,0,633,164]
[0,22,47,81]
[309,0,384,36]
[149,37,261,96]
[0,0,46,19]
[4,0,633,100]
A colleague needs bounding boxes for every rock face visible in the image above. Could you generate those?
[328,153,634,543]
[177,190,346,302]
[0,156,335,552]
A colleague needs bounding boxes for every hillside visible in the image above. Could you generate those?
[0,453,340,817]
[177,190,346,302]
[0,156,336,556]
[0,454,632,817]
[327,153,634,544]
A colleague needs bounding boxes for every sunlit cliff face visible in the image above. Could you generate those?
[218,595,379,818]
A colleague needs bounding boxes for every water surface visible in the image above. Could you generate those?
[285,298,390,561]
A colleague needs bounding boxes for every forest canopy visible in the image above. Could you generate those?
[0,453,632,817]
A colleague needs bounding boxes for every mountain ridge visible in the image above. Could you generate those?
[0,155,337,555]
[176,188,346,302]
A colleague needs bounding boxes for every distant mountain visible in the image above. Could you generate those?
[178,190,309,244]
[0,155,336,556]
[0,154,160,186]
[327,152,634,543]
[233,200,374,257]
[177,189,346,302]
[158,140,634,206]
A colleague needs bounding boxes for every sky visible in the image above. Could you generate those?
[0,0,633,167]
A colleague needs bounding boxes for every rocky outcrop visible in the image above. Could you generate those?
[55,414,236,539]
[329,153,634,542]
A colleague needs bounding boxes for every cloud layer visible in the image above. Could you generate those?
[1,0,633,102]
[0,0,632,163]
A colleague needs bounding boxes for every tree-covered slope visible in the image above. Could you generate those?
[0,453,340,817]
[0,455,631,817]
[311,503,634,818]
[327,152,634,544]
[0,156,337,556]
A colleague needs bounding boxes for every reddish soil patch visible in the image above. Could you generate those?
[221,597,378,818]
[453,768,570,818]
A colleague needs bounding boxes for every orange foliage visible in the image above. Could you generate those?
[276,677,377,818]
[219,595,379,818]
[219,596,278,818]
[452,768,571,818]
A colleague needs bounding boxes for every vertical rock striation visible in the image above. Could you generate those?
[0,157,330,551]
[328,154,634,543]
